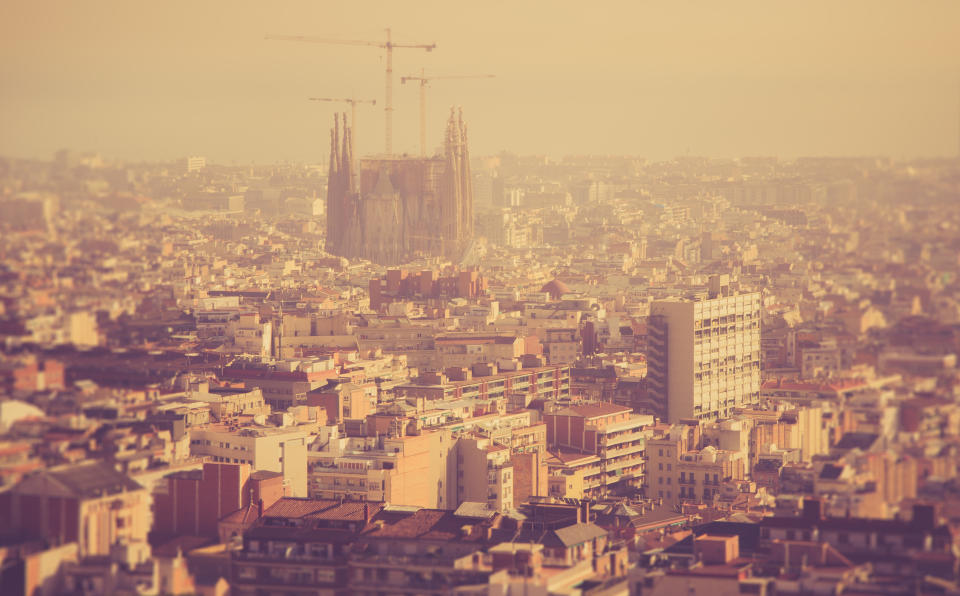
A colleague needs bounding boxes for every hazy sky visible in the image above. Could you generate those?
[2,0,959,163]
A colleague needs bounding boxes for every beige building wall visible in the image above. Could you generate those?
[794,405,828,461]
[676,450,746,507]
[280,314,312,337]
[646,437,682,505]
[456,436,514,510]
[545,341,578,365]
[79,490,150,556]
[383,430,454,508]
[866,452,918,505]
[510,451,546,505]
[435,335,524,370]
[307,430,453,508]
[68,311,99,347]
[548,469,584,500]
[651,292,761,423]
[189,427,310,497]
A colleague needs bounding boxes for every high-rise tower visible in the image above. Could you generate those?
[647,284,761,423]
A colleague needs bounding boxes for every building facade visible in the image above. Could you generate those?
[326,110,474,265]
[544,403,649,497]
[648,290,762,422]
[188,423,311,497]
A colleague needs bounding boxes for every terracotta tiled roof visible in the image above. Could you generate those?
[263,498,381,522]
[361,509,498,543]
[220,502,260,525]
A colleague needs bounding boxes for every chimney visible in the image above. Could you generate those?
[580,499,591,524]
[257,498,264,518]
[363,503,370,523]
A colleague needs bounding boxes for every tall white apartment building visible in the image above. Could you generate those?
[648,288,761,422]
[182,156,206,172]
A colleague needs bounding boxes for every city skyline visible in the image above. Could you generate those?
[3,4,960,595]
[2,0,960,163]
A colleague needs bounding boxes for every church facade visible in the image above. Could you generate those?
[325,109,474,265]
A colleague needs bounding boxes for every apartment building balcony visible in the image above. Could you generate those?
[232,577,342,593]
[601,428,645,446]
[310,480,369,492]
[350,552,463,570]
[602,443,645,461]
[350,570,489,596]
[604,456,643,472]
[234,550,348,565]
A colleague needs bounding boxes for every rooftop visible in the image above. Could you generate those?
[13,460,143,498]
[558,402,631,419]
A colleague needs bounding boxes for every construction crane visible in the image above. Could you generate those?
[266,28,436,155]
[308,96,376,184]
[400,70,495,156]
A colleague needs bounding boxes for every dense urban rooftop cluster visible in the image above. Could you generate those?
[1,151,960,595]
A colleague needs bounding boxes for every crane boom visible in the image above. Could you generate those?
[267,28,435,154]
[308,97,376,105]
[265,34,435,51]
[400,70,494,156]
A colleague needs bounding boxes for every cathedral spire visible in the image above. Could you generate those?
[326,114,342,254]
[327,122,338,183]
[332,114,341,173]
[341,112,353,194]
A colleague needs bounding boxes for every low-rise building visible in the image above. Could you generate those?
[545,402,649,496]
[189,419,312,497]
[0,461,149,557]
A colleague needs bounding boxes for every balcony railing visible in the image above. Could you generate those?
[349,552,462,568]
[233,551,346,565]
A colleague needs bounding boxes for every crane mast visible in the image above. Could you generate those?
[400,70,494,156]
[385,28,393,157]
[267,29,435,155]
